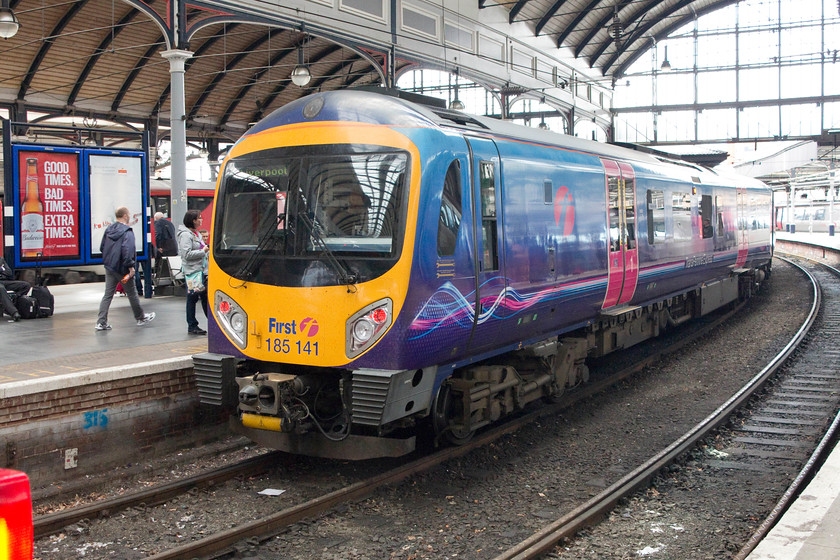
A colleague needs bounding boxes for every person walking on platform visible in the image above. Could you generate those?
[96,206,155,331]
[0,256,29,322]
[178,209,209,335]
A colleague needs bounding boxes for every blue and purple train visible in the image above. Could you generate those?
[198,89,773,459]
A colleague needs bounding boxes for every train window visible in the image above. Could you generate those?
[480,161,499,271]
[305,153,406,251]
[716,196,725,236]
[646,190,665,245]
[624,177,636,250]
[544,181,553,204]
[699,195,713,239]
[480,162,496,218]
[672,192,692,241]
[152,196,169,217]
[437,161,462,257]
[188,196,213,213]
[219,159,294,250]
[608,175,621,252]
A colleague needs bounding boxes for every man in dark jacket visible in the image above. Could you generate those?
[153,211,178,279]
[0,257,29,322]
[154,211,178,257]
[96,206,155,330]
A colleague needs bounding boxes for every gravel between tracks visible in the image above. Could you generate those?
[34,258,810,560]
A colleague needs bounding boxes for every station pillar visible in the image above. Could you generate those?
[161,49,193,231]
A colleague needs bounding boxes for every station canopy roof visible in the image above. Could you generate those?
[497,0,737,78]
[0,0,733,145]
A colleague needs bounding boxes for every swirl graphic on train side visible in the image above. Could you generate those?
[408,276,607,339]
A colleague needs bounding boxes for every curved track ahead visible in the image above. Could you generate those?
[495,255,824,559]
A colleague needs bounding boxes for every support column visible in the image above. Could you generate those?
[161,49,193,230]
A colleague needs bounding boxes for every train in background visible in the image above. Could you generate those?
[195,89,773,460]
[774,199,840,234]
[148,178,215,246]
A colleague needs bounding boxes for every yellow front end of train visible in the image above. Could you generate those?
[209,120,421,368]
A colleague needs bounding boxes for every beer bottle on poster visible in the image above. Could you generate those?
[21,157,45,258]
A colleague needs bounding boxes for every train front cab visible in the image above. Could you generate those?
[198,112,438,459]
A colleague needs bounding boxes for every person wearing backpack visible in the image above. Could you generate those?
[0,257,29,322]
[95,206,155,331]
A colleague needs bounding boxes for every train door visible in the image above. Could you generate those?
[464,136,506,351]
[602,160,639,309]
[735,187,749,268]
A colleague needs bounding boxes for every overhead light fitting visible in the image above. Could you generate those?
[0,1,20,40]
[449,73,466,111]
[661,46,672,70]
[449,81,464,111]
[291,40,311,87]
[608,7,622,48]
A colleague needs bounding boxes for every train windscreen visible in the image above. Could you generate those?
[214,146,408,287]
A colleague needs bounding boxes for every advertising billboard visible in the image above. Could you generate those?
[9,145,147,268]
[15,149,82,263]
[88,154,145,257]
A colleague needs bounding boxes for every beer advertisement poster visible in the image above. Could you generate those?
[88,154,144,257]
[17,150,82,262]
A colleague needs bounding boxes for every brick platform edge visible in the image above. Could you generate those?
[776,238,840,266]
[0,357,229,489]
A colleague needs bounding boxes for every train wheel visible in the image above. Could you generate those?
[431,384,475,446]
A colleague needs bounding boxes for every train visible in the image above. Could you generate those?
[149,178,215,226]
[774,199,840,234]
[195,89,774,460]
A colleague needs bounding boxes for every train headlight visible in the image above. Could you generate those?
[346,298,392,358]
[353,318,375,343]
[215,291,248,349]
[230,311,246,332]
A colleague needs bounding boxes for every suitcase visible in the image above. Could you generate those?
[15,295,40,319]
[32,256,54,317]
[31,285,54,317]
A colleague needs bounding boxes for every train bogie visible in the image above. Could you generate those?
[195,89,773,459]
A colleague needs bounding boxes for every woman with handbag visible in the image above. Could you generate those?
[178,209,209,335]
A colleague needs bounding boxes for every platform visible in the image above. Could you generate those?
[0,282,208,384]
[775,230,840,251]
[746,438,840,560]
[743,232,840,559]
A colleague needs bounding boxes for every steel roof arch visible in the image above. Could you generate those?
[612,0,738,77]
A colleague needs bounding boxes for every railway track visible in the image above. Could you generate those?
[495,255,840,560]
[33,451,283,539]
[34,281,752,560]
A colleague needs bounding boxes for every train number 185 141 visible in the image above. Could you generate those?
[266,338,319,356]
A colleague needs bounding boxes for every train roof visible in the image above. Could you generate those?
[245,89,769,191]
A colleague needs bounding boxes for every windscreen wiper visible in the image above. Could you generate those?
[235,212,285,282]
[297,211,358,287]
